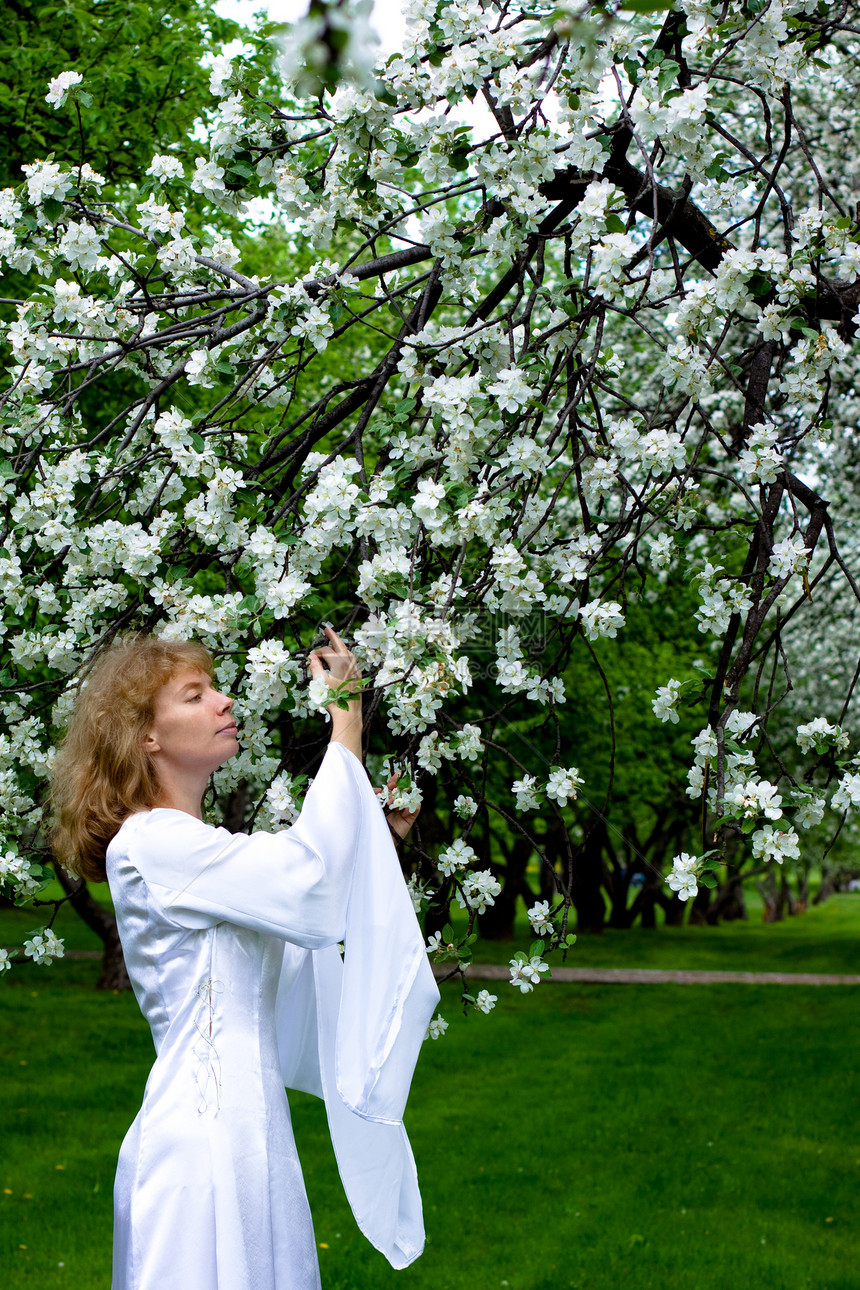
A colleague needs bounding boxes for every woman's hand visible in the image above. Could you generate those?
[374,771,421,846]
[308,625,363,761]
[308,625,362,708]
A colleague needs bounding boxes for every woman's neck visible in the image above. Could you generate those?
[152,766,209,819]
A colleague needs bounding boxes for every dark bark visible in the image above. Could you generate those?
[687,883,712,926]
[53,864,130,991]
[627,877,662,929]
[567,821,608,934]
[757,869,789,923]
[477,834,533,940]
[709,873,748,923]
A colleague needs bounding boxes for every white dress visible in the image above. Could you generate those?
[106,741,440,1290]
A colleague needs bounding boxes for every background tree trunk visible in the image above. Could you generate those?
[54,865,130,991]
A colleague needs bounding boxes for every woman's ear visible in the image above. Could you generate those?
[142,730,160,755]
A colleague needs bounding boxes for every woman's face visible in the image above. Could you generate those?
[144,667,239,778]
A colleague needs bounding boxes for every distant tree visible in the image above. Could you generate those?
[0,0,239,188]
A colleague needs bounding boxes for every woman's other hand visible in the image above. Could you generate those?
[374,771,421,846]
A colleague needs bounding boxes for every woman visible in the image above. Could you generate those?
[50,627,439,1290]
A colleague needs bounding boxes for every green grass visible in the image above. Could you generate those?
[2,945,860,1289]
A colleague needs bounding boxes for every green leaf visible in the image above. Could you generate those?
[605,213,627,235]
[621,0,674,11]
[747,273,773,298]
[656,60,681,93]
[41,197,64,222]
[373,84,398,107]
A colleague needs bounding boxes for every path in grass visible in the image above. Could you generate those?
[53,950,860,985]
[442,965,860,985]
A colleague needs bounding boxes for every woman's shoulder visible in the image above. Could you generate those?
[108,808,219,856]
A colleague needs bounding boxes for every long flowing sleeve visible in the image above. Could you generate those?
[273,744,440,1269]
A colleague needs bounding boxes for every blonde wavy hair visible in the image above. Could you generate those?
[50,634,214,882]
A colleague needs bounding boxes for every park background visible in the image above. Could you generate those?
[2,0,860,1286]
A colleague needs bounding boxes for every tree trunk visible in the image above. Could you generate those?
[757,869,782,922]
[568,822,607,934]
[795,869,809,914]
[780,871,797,917]
[478,835,532,941]
[661,890,686,927]
[710,874,748,922]
[54,865,130,991]
[687,883,713,926]
[606,855,634,929]
[628,878,660,929]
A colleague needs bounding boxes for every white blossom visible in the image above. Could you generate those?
[728,779,783,820]
[832,772,860,813]
[666,853,701,902]
[653,679,682,724]
[22,160,72,204]
[453,794,477,818]
[437,838,476,876]
[527,900,554,936]
[545,766,583,806]
[45,70,83,109]
[23,928,64,965]
[751,825,800,864]
[769,535,809,580]
[456,869,502,913]
[511,774,542,811]
[796,718,849,754]
[509,955,549,993]
[147,154,185,183]
[426,1014,449,1040]
[579,599,625,642]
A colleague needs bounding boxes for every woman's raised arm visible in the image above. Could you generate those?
[109,742,372,946]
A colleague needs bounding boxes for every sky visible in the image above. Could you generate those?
[213,0,408,55]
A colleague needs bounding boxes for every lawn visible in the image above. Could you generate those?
[2,902,859,1289]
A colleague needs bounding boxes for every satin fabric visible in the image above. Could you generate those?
[106,741,439,1290]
